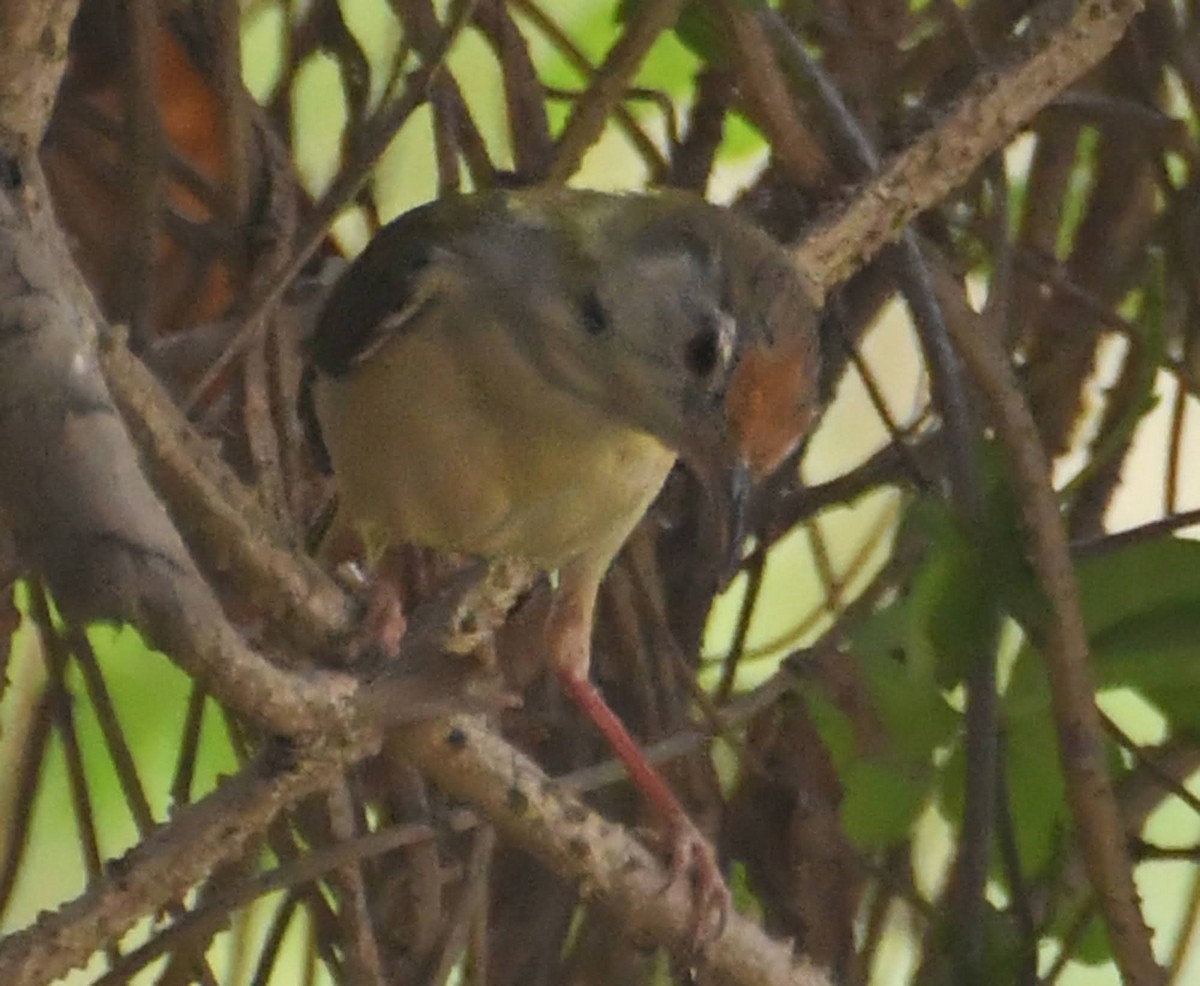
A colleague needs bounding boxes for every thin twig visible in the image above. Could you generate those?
[510,0,667,180]
[182,7,473,411]
[766,20,995,968]
[545,0,685,183]
[91,816,437,986]
[928,262,1162,984]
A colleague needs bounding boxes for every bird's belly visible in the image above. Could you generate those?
[315,326,677,569]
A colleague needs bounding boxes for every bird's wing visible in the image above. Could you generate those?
[305,195,502,378]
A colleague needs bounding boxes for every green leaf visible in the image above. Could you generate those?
[900,461,1043,691]
[819,610,958,851]
[1047,907,1112,967]
[1076,536,1200,640]
[860,648,958,763]
[617,0,766,68]
[845,591,907,666]
[1074,913,1113,966]
[845,590,960,754]
[728,860,764,921]
[671,3,733,68]
[1010,537,1200,732]
[1090,602,1200,730]
[841,758,931,850]
[922,905,1028,986]
[1001,711,1069,878]
[804,692,857,773]
[805,605,956,850]
[905,515,994,688]
[941,650,1085,887]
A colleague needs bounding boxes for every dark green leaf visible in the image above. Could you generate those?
[1076,537,1200,640]
[1011,538,1200,731]
[840,758,931,850]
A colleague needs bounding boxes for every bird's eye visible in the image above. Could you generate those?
[579,290,609,335]
[684,326,721,377]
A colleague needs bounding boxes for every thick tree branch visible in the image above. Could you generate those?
[0,0,80,149]
[99,335,355,653]
[400,716,832,986]
[0,159,367,737]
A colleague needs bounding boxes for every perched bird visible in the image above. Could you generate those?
[307,188,821,936]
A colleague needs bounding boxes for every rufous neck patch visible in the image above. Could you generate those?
[726,336,817,478]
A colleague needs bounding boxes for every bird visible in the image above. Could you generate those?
[306,187,821,940]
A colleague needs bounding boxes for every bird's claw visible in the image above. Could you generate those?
[335,563,408,659]
[655,817,731,954]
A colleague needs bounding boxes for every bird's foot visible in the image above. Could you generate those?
[553,666,731,950]
[336,561,408,659]
[649,813,731,953]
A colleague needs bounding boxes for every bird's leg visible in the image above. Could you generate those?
[546,558,730,945]
[356,556,408,656]
[325,535,410,659]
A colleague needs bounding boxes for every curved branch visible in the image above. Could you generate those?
[0,159,364,737]
[400,716,832,986]
[797,0,1147,297]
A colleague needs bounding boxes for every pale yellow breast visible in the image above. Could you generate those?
[314,313,677,571]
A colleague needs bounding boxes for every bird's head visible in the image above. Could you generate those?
[569,193,823,566]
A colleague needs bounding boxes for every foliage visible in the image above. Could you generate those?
[2,0,1199,985]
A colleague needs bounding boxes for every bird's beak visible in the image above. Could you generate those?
[679,432,754,586]
[724,457,752,581]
